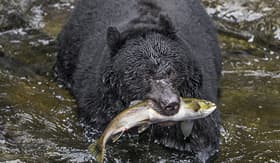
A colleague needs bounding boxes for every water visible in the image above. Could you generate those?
[0,0,279,162]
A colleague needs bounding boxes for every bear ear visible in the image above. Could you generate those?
[159,15,176,35]
[107,26,121,53]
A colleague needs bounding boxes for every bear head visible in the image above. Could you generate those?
[104,17,202,117]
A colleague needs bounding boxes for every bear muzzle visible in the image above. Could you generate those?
[146,79,180,116]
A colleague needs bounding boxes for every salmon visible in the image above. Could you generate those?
[89,98,216,163]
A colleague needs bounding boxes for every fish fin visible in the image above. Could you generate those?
[180,120,194,139]
[88,139,104,163]
[138,124,150,134]
[112,130,124,143]
[129,100,142,106]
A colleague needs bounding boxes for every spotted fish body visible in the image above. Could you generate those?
[89,98,216,163]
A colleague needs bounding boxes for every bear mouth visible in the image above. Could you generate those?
[129,100,178,127]
[158,121,177,127]
[129,99,180,117]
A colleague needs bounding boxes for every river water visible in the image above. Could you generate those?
[0,0,279,162]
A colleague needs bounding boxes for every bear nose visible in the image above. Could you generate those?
[165,102,180,113]
[161,98,180,116]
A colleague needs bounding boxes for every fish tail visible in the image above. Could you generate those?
[88,139,104,163]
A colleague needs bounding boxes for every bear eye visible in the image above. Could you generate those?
[174,75,185,87]
[167,68,177,80]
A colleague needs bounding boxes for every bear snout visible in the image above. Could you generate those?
[163,100,180,115]
[147,79,180,116]
[157,93,180,116]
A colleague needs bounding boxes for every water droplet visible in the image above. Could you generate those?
[248,36,254,42]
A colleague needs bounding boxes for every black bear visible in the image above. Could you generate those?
[55,0,221,161]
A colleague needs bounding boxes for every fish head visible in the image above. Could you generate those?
[182,98,217,118]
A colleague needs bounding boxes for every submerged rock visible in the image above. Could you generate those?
[0,0,34,31]
[0,0,75,31]
[203,0,280,50]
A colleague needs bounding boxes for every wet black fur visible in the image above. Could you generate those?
[55,0,221,161]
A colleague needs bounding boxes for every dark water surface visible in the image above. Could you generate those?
[0,0,279,162]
